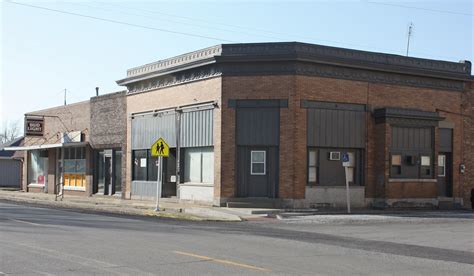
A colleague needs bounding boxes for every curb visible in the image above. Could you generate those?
[0,196,240,222]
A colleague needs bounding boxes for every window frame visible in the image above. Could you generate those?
[250,150,266,175]
[419,154,433,179]
[183,147,214,183]
[390,153,402,177]
[307,148,318,186]
[438,154,446,177]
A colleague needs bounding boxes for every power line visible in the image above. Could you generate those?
[368,1,473,17]
[65,1,284,41]
[5,0,235,42]
[5,1,468,62]
[102,2,468,61]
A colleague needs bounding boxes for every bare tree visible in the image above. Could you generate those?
[0,120,20,144]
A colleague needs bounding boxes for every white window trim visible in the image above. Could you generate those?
[250,150,266,175]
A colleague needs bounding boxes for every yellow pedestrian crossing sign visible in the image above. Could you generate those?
[151,138,169,157]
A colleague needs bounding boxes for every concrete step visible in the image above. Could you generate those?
[225,198,282,208]
[438,197,455,210]
[226,201,277,208]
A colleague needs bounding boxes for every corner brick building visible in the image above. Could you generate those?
[9,42,473,209]
[117,42,473,208]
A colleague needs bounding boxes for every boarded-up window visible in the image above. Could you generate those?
[236,108,279,146]
[307,108,366,148]
[390,126,434,179]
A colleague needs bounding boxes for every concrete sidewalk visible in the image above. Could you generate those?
[0,189,256,222]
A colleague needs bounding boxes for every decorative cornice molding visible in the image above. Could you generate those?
[127,65,221,95]
[126,60,466,96]
[125,45,222,78]
[118,42,471,89]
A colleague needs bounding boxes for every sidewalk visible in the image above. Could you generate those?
[0,189,260,222]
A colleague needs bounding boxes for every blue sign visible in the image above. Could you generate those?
[342,152,349,162]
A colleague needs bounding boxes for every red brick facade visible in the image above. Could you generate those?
[219,75,470,207]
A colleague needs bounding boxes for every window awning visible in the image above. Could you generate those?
[4,142,88,151]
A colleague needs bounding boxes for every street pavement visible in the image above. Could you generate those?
[1,201,473,275]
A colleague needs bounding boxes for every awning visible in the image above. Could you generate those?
[4,142,88,151]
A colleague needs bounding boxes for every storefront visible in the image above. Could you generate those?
[129,104,216,203]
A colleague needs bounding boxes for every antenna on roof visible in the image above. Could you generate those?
[64,89,67,105]
[406,22,414,57]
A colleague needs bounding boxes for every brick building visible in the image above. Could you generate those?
[8,42,473,209]
[117,42,472,208]
[6,91,127,198]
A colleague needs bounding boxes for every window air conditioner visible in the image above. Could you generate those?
[329,151,341,161]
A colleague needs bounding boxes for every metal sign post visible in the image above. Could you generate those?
[151,138,169,212]
[155,156,161,211]
[342,152,354,214]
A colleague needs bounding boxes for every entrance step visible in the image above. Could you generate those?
[226,198,282,208]
[438,197,455,210]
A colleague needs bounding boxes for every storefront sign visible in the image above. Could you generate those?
[25,118,44,136]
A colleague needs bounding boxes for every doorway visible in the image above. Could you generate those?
[94,149,122,196]
[236,146,278,198]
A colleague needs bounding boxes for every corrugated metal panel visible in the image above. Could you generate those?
[132,112,177,149]
[181,109,213,147]
[391,126,432,151]
[131,181,157,200]
[307,109,366,148]
[0,159,21,187]
[236,108,279,146]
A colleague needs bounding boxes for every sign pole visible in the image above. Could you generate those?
[151,137,169,212]
[345,167,351,214]
[155,157,161,211]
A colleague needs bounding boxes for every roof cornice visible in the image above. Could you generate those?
[116,42,472,87]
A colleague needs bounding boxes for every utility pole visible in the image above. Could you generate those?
[406,22,414,56]
[64,89,67,105]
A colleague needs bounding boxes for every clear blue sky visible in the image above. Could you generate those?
[1,0,473,131]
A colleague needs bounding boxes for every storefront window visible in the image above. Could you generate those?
[28,150,48,185]
[133,150,147,181]
[63,147,86,188]
[184,147,214,183]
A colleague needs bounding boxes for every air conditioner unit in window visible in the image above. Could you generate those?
[329,151,341,161]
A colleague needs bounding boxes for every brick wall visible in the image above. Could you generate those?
[24,101,91,146]
[22,101,91,193]
[462,82,474,208]
[90,91,126,148]
[221,74,465,204]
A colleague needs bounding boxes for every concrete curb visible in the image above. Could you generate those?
[0,193,241,222]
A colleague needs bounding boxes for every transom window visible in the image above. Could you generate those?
[251,151,266,175]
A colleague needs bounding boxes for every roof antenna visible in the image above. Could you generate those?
[64,88,67,105]
[406,22,414,56]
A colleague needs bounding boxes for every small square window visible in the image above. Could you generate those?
[421,156,431,166]
[251,151,266,175]
[391,155,401,166]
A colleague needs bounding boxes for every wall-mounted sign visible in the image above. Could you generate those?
[25,118,44,136]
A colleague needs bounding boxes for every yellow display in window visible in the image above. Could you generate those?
[64,174,70,186]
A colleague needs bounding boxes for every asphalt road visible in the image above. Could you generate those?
[1,202,473,275]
